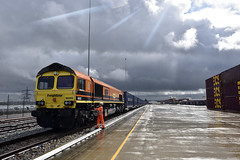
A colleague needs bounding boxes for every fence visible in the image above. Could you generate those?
[0,95,35,119]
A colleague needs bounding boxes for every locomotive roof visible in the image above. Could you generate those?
[37,63,123,93]
[37,63,75,76]
[37,63,91,80]
[91,77,122,93]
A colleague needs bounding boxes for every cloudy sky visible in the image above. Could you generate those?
[1,0,240,101]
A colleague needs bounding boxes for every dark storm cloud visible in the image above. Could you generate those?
[1,0,240,101]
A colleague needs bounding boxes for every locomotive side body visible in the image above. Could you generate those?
[91,77,124,116]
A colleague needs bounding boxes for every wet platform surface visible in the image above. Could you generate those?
[53,104,240,160]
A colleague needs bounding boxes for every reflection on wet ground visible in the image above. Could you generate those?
[53,105,240,160]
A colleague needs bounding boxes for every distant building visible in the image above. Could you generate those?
[157,97,206,106]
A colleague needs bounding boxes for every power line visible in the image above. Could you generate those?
[22,86,31,102]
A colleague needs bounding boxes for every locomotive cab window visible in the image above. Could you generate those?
[57,76,74,89]
[38,76,54,89]
[78,78,85,90]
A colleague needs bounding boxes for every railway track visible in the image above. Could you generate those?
[0,117,38,136]
[0,118,96,160]
[0,107,144,160]
[0,116,52,159]
[0,129,53,159]
[0,121,38,135]
[0,117,35,125]
[0,117,38,141]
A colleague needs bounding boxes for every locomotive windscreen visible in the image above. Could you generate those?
[57,76,74,89]
[37,76,54,90]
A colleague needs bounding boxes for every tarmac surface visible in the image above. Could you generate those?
[52,104,240,160]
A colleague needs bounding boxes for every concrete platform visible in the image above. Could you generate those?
[52,104,240,160]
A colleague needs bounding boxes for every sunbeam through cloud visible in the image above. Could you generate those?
[144,7,168,48]
[35,5,108,23]
[103,9,140,34]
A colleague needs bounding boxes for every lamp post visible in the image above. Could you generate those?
[88,0,91,76]
[125,58,127,91]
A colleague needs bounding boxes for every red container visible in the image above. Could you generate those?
[206,87,214,99]
[206,74,222,87]
[222,82,239,97]
[206,74,223,110]
[206,64,240,112]
[224,96,240,111]
[221,65,240,84]
[207,98,223,110]
[205,77,213,89]
[206,98,215,109]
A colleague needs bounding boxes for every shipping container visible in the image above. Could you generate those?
[206,87,214,99]
[221,65,240,84]
[224,96,240,111]
[222,82,239,97]
[206,74,223,110]
[205,77,214,89]
[206,98,216,110]
[206,98,223,110]
[206,64,240,112]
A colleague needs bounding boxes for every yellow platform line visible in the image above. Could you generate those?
[111,107,147,160]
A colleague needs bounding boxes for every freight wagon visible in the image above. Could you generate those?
[124,91,134,111]
[124,92,146,111]
[205,65,240,112]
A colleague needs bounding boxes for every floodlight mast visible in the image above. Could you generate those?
[125,58,127,91]
[88,0,91,76]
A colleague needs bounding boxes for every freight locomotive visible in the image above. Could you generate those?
[31,63,146,128]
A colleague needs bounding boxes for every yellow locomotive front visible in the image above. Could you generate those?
[32,63,79,128]
[35,71,76,109]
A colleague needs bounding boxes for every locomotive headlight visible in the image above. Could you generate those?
[77,97,82,100]
[64,101,73,106]
[36,101,45,106]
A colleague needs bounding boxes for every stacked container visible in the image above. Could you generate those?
[206,74,223,110]
[205,65,240,111]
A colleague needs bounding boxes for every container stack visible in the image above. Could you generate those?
[205,65,240,111]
